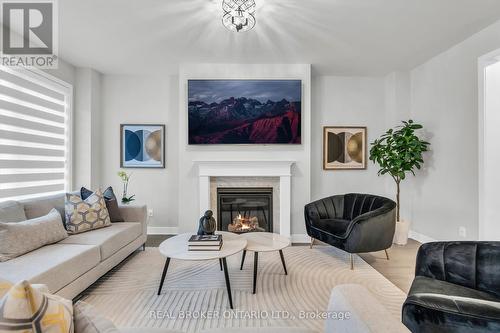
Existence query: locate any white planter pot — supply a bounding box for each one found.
[393,219,410,245]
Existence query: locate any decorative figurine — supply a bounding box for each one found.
[197,210,216,235]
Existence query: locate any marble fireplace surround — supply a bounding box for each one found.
[195,160,295,238]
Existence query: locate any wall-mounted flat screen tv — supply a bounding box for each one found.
[188,79,301,144]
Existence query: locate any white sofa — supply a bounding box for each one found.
[325,284,409,332]
[0,193,147,300]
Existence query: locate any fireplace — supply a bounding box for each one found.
[217,187,273,233]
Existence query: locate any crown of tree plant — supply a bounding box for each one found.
[369,120,430,222]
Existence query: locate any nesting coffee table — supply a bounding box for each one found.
[157,231,291,309]
[157,231,245,309]
[239,232,291,294]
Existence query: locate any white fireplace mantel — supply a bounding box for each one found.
[194,160,295,238]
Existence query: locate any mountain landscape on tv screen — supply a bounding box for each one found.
[188,80,301,144]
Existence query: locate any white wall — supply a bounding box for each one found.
[100,74,179,229]
[407,19,500,241]
[177,64,311,237]
[74,68,102,189]
[311,76,388,201]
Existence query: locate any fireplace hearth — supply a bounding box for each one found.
[217,187,273,233]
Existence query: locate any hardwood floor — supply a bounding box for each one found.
[146,235,420,294]
[359,239,420,294]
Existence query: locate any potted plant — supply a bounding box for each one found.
[117,171,135,204]
[369,120,430,245]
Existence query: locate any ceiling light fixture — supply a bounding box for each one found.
[222,0,256,32]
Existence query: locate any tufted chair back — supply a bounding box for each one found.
[305,193,393,221]
[415,242,500,298]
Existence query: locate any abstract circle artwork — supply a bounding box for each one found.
[323,126,366,170]
[121,124,165,168]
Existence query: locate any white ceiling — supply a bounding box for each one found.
[58,0,500,75]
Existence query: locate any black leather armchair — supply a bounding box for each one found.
[402,242,500,333]
[304,193,396,269]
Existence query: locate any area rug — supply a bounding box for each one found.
[80,246,406,332]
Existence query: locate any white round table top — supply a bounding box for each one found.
[240,232,291,252]
[159,232,247,261]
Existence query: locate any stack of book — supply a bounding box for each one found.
[188,234,223,251]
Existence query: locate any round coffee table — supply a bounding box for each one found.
[157,232,246,309]
[239,232,291,294]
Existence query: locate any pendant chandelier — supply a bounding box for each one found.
[222,0,256,32]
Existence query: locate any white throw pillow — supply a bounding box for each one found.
[73,301,119,333]
[0,208,67,262]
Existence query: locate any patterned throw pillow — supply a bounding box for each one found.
[65,190,111,235]
[80,187,124,223]
[0,209,68,262]
[73,301,119,333]
[0,280,73,333]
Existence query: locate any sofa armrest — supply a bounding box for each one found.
[118,204,147,236]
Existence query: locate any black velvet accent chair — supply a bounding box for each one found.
[304,193,396,269]
[402,241,500,333]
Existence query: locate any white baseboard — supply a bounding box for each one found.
[291,234,310,243]
[408,230,436,243]
[147,227,179,235]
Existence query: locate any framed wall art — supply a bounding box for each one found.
[120,124,165,168]
[188,79,302,144]
[323,126,367,170]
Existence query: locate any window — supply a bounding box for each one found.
[0,66,72,202]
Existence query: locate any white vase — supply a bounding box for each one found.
[393,219,410,245]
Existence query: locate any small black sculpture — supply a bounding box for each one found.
[197,210,216,235]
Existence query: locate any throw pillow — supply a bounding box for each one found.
[73,301,119,333]
[0,201,26,223]
[65,190,111,234]
[0,208,68,262]
[80,187,124,222]
[0,280,73,333]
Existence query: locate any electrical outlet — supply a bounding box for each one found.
[459,226,467,238]
[148,209,154,217]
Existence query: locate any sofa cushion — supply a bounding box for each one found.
[403,276,500,332]
[0,200,26,222]
[58,222,142,260]
[0,208,68,262]
[312,218,351,238]
[0,243,100,294]
[21,193,66,221]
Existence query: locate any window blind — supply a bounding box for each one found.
[0,66,72,201]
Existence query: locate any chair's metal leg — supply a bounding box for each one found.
[142,243,146,251]
[350,254,354,270]
[219,258,223,271]
[310,237,314,249]
[384,249,390,260]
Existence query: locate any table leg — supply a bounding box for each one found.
[157,257,171,295]
[253,252,258,294]
[221,258,233,309]
[240,250,246,270]
[279,249,288,275]
[219,258,223,271]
